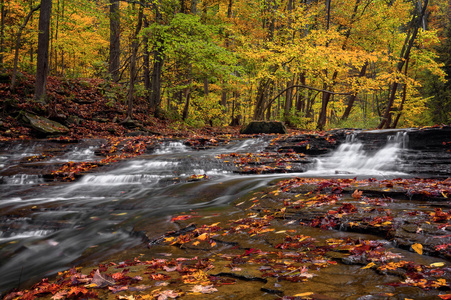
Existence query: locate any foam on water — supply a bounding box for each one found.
[307,132,409,176]
[155,141,189,154]
[2,174,44,185]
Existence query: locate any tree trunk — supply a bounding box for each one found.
[0,0,5,66]
[143,17,150,92]
[126,7,143,120]
[283,76,294,121]
[392,58,410,128]
[109,0,120,82]
[341,61,368,120]
[253,78,271,120]
[220,0,233,110]
[182,86,191,120]
[11,5,40,91]
[378,0,428,129]
[191,0,197,14]
[317,87,331,130]
[150,42,164,116]
[34,0,52,103]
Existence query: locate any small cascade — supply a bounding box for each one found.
[51,146,97,162]
[155,141,189,154]
[80,174,161,185]
[226,138,270,153]
[311,131,409,175]
[0,230,53,242]
[2,174,44,185]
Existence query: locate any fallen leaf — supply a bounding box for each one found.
[294,292,314,297]
[92,269,115,287]
[412,243,423,255]
[430,262,445,268]
[362,262,376,269]
[352,189,363,199]
[155,289,180,299]
[190,284,218,294]
[117,295,135,300]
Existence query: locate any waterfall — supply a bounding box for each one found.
[310,131,409,175]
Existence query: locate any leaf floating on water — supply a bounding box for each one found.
[117,296,135,300]
[171,214,193,222]
[112,212,127,216]
[438,294,451,300]
[412,243,423,255]
[294,292,314,297]
[190,284,218,294]
[430,262,445,268]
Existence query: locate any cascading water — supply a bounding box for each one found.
[0,134,419,293]
[308,131,410,176]
[0,138,276,293]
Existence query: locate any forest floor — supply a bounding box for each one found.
[1,74,451,299]
[0,72,268,140]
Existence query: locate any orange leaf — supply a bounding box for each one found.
[412,243,423,255]
[352,189,363,199]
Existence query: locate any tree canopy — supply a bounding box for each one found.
[1,0,449,129]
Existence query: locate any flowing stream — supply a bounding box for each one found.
[0,133,415,293]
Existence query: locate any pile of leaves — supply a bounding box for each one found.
[0,72,241,140]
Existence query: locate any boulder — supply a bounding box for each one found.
[23,113,69,136]
[240,121,287,134]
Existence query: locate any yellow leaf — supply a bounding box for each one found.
[192,241,200,246]
[294,292,314,297]
[412,243,423,255]
[198,233,209,241]
[275,230,287,234]
[430,262,445,268]
[362,262,376,269]
[164,237,175,242]
[306,144,309,150]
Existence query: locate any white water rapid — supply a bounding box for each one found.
[307,131,410,176]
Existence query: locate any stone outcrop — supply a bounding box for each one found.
[240,121,287,134]
[23,113,69,136]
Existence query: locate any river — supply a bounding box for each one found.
[0,132,433,293]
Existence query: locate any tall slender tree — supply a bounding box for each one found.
[109,0,120,82]
[377,0,429,129]
[34,0,52,103]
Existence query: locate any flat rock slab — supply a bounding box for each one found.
[23,113,69,136]
[240,121,287,134]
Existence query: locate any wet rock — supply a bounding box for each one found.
[121,119,142,129]
[22,113,69,136]
[125,130,160,137]
[240,121,287,134]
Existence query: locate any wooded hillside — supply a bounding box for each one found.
[1,0,450,131]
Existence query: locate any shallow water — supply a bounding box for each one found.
[0,134,421,293]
